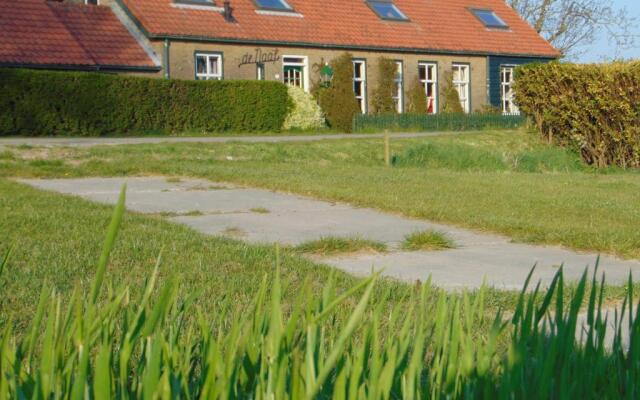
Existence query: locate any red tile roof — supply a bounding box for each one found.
[121,0,560,58]
[0,0,158,69]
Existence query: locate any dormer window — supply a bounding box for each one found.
[366,1,408,21]
[254,0,293,11]
[470,9,508,29]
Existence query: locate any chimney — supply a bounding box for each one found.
[223,0,235,22]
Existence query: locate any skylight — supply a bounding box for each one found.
[471,9,508,29]
[367,1,408,21]
[254,0,292,11]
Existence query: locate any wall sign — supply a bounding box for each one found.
[238,48,280,67]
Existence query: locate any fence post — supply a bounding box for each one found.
[384,130,390,167]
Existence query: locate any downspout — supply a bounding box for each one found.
[486,55,491,107]
[164,39,171,79]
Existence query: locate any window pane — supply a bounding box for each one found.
[353,62,362,79]
[368,1,407,20]
[209,56,219,75]
[472,9,508,28]
[196,56,207,75]
[426,83,434,97]
[255,0,290,10]
[453,67,461,82]
[283,57,305,65]
[418,65,426,81]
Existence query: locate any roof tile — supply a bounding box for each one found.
[0,0,156,69]
[123,0,558,57]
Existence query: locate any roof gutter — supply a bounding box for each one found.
[0,62,161,73]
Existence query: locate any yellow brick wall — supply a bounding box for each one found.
[148,41,489,113]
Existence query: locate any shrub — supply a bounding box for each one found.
[313,53,361,132]
[406,77,428,114]
[282,86,325,130]
[515,61,640,168]
[0,68,291,136]
[371,57,397,114]
[441,72,464,114]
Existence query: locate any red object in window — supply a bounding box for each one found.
[427,98,434,114]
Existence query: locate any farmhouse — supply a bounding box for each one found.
[0,0,559,115]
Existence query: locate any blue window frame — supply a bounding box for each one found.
[254,0,291,11]
[367,1,408,21]
[470,9,508,29]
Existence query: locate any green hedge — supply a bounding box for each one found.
[515,61,640,168]
[0,68,291,136]
[352,113,526,133]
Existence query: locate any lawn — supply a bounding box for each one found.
[2,130,640,397]
[2,129,639,259]
[1,180,638,398]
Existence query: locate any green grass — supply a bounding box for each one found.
[0,179,403,331]
[295,237,387,256]
[402,230,455,251]
[392,140,589,173]
[1,193,638,398]
[2,129,639,259]
[250,207,271,214]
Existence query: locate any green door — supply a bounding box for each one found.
[283,65,303,89]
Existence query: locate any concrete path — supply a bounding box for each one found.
[0,131,466,149]
[19,176,640,291]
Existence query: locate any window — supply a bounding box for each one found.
[283,56,307,90]
[501,66,520,115]
[195,53,222,80]
[471,9,508,29]
[257,63,265,80]
[85,0,98,4]
[353,60,367,114]
[452,64,470,113]
[254,0,292,11]
[173,0,216,7]
[367,1,408,21]
[418,62,438,114]
[393,61,403,113]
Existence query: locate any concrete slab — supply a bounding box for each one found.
[19,177,640,291]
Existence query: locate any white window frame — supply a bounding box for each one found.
[500,65,520,115]
[353,59,367,114]
[452,63,470,113]
[282,55,309,92]
[393,60,404,113]
[195,53,223,80]
[418,62,438,114]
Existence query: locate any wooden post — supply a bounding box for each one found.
[384,130,390,167]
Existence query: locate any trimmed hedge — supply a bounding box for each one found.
[515,62,640,168]
[0,68,291,136]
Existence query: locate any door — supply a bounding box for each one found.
[284,65,303,89]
